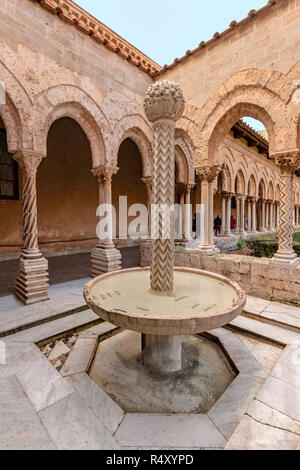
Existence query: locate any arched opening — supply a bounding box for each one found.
[0,115,21,250]
[37,117,98,281]
[112,138,147,246]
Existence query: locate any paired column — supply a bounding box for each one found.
[91,166,122,276]
[271,153,299,266]
[237,195,246,235]
[196,165,221,253]
[247,198,252,233]
[13,151,49,305]
[224,192,233,236]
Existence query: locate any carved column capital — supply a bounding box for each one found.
[91,165,119,185]
[13,150,45,177]
[195,165,222,183]
[144,80,185,124]
[273,151,300,175]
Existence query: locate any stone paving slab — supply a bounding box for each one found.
[270,342,300,388]
[0,278,90,337]
[39,392,120,450]
[208,373,264,440]
[61,337,97,376]
[0,375,56,450]
[218,332,267,378]
[65,373,125,435]
[0,342,73,412]
[229,315,299,346]
[226,399,300,450]
[5,309,98,344]
[244,296,300,330]
[115,414,227,449]
[256,375,300,422]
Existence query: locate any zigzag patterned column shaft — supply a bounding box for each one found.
[151,121,176,291]
[272,153,300,266]
[144,81,185,292]
[278,171,293,253]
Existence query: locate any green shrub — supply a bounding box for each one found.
[246,231,300,258]
[237,238,246,250]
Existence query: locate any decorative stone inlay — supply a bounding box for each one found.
[12,151,49,305]
[144,81,185,292]
[272,152,300,266]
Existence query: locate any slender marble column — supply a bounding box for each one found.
[236,196,241,233]
[196,166,221,252]
[221,194,226,235]
[247,199,252,233]
[225,193,233,236]
[240,195,246,235]
[261,199,266,232]
[13,151,49,305]
[272,153,300,266]
[251,199,257,233]
[91,166,122,277]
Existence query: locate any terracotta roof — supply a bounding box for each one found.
[157,0,284,75]
[34,0,161,76]
[232,120,269,156]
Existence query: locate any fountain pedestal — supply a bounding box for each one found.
[141,335,182,374]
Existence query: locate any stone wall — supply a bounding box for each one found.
[161,0,300,110]
[140,245,300,305]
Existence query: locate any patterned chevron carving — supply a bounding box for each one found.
[151,123,175,291]
[144,81,185,292]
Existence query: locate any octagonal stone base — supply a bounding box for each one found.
[89,330,236,414]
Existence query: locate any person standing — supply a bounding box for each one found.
[214,214,222,236]
[230,215,237,233]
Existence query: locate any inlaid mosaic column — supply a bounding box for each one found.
[141,176,152,241]
[13,151,49,305]
[272,153,300,266]
[91,165,122,276]
[144,80,185,292]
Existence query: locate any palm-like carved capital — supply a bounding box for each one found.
[144,80,185,123]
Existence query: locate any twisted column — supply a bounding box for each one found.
[144,80,185,292]
[272,153,300,266]
[91,165,122,276]
[13,151,49,304]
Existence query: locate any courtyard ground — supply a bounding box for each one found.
[0,272,299,450]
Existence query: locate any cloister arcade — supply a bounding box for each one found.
[1,28,300,304]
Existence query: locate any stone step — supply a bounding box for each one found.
[243,296,300,332]
[6,309,100,343]
[0,278,90,338]
[228,315,299,346]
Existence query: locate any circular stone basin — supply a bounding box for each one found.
[84,267,246,336]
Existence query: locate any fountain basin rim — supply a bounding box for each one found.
[84,267,246,336]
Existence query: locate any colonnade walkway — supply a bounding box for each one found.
[0,247,140,298]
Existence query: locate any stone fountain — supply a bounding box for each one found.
[84,81,246,378]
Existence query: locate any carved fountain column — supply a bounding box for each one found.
[271,152,300,266]
[13,151,49,305]
[144,80,185,293]
[91,165,122,276]
[142,80,185,371]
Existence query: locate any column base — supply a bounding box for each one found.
[15,251,49,305]
[91,245,122,277]
[196,244,220,255]
[270,251,300,267]
[141,334,182,375]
